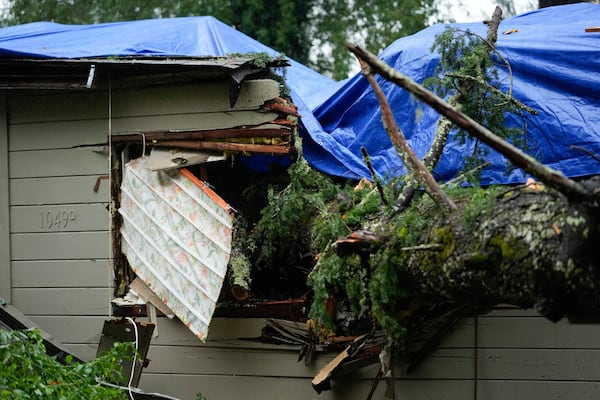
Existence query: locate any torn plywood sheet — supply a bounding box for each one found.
[119,156,233,341]
[145,147,225,171]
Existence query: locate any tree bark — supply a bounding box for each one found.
[386,181,600,322]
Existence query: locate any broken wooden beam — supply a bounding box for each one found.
[110,127,292,143]
[152,140,291,154]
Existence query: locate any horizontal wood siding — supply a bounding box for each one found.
[11,204,109,233]
[9,119,108,151]
[0,96,9,301]
[137,374,600,400]
[9,148,109,178]
[11,260,111,288]
[6,85,600,400]
[8,90,112,362]
[12,288,111,316]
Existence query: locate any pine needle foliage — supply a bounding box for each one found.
[426,27,532,171]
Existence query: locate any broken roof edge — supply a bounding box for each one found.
[0,54,291,92]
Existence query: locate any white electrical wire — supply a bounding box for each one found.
[125,317,139,400]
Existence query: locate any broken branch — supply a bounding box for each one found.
[360,146,388,206]
[347,43,594,202]
[356,58,457,211]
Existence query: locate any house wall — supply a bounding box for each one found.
[0,95,10,302]
[7,89,112,360]
[3,86,600,400]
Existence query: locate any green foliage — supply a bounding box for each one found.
[460,185,500,226]
[250,155,340,271]
[0,329,134,399]
[427,26,531,171]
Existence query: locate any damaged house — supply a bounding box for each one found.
[2,4,600,399]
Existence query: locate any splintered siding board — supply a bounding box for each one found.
[119,157,233,341]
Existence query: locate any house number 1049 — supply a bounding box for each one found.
[40,209,77,229]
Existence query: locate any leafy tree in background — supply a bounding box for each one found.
[2,0,436,79]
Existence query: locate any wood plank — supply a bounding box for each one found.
[61,343,98,362]
[8,80,280,125]
[110,110,280,134]
[10,176,109,205]
[11,231,109,260]
[401,347,600,381]
[9,148,108,178]
[11,204,109,233]
[441,315,600,349]
[111,79,280,116]
[9,119,108,151]
[140,317,298,350]
[12,259,111,287]
[140,374,600,400]
[138,373,386,400]
[144,344,330,377]
[138,374,600,400]
[8,91,107,124]
[0,95,9,301]
[475,348,600,381]
[475,379,600,400]
[29,315,106,344]
[11,287,112,316]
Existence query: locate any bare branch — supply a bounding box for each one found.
[356,58,458,211]
[347,43,594,202]
[360,146,389,205]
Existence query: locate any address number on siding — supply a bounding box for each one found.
[40,209,77,230]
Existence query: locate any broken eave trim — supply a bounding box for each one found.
[110,125,297,156]
[111,126,294,142]
[0,56,289,91]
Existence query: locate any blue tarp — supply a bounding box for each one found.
[306,3,600,184]
[0,15,335,111]
[0,4,598,185]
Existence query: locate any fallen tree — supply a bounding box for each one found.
[237,8,600,390]
[299,7,600,375]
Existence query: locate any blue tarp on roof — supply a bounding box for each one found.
[0,5,598,185]
[0,15,335,111]
[306,3,600,184]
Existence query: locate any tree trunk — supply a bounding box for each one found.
[394,181,600,322]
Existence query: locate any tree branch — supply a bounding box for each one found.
[347,43,594,203]
[361,146,388,206]
[356,58,458,211]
